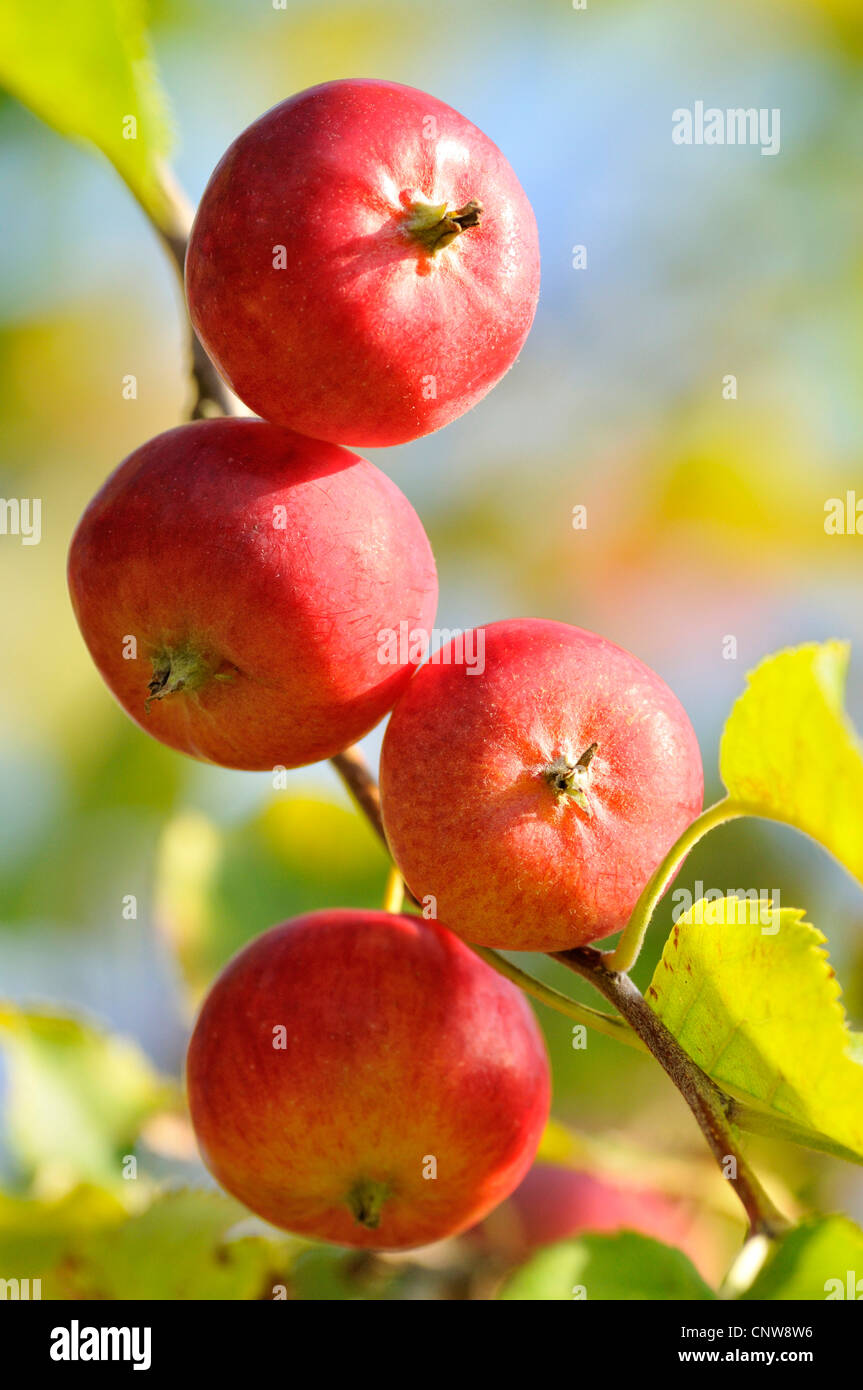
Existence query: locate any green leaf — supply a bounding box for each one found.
[62,1191,297,1300]
[290,1246,401,1301]
[647,899,863,1161]
[720,642,863,883]
[0,1184,126,1289]
[0,1005,176,1190]
[155,796,390,999]
[499,1231,715,1301]
[742,1216,863,1300]
[0,1187,299,1300]
[0,0,174,225]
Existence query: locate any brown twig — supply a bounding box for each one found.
[331,745,388,846]
[143,171,237,420]
[553,946,791,1238]
[330,746,420,911]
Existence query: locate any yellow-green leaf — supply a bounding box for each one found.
[0,0,174,225]
[0,1186,299,1300]
[720,642,863,883]
[742,1216,863,1300]
[499,1232,715,1301]
[0,1005,177,1191]
[647,899,863,1161]
[60,1190,297,1301]
[155,795,390,1000]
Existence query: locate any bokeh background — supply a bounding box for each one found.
[1,0,863,1298]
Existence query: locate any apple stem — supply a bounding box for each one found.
[606,795,812,975]
[470,944,645,1051]
[332,745,388,842]
[553,945,792,1241]
[603,798,748,973]
[403,198,483,254]
[146,167,239,420]
[333,747,421,911]
[347,1178,390,1230]
[382,865,405,915]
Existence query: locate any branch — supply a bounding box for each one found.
[470,946,647,1052]
[554,946,791,1238]
[331,745,387,846]
[144,169,237,420]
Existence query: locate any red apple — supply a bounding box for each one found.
[476,1163,714,1277]
[68,418,437,770]
[379,618,703,951]
[185,79,540,447]
[186,910,551,1249]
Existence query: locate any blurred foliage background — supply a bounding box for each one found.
[1,0,863,1298]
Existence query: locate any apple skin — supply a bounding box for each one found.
[67,418,437,770]
[379,619,704,952]
[186,910,551,1250]
[185,79,540,447]
[477,1162,711,1273]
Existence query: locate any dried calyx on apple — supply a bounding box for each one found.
[401,197,484,254]
[544,742,599,812]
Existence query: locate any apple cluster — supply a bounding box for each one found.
[68,80,704,1250]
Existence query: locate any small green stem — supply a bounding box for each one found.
[603,798,748,974]
[382,865,405,915]
[470,947,645,1051]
